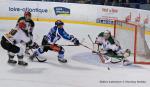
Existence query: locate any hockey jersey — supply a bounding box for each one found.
[4,28,30,45]
[16,17,35,37]
[46,26,73,44]
[17,17,34,28]
[98,32,115,44]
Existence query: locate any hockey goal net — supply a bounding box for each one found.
[114,20,150,64]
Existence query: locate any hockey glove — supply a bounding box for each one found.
[29,42,39,49]
[26,40,33,47]
[72,38,80,46]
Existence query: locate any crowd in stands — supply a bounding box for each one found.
[24,0,150,10]
[39,0,149,4]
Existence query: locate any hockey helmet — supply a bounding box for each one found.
[104,30,111,39]
[24,11,31,17]
[55,20,64,26]
[104,30,111,34]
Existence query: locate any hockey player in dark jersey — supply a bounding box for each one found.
[16,11,36,56]
[30,20,80,63]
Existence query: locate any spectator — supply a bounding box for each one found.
[112,0,119,6]
[147,0,150,4]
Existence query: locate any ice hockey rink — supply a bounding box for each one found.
[0,20,150,87]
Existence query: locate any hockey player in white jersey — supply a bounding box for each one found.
[1,20,38,66]
[95,30,131,65]
[16,11,36,56]
[30,20,80,63]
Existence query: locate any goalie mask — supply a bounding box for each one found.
[104,30,111,39]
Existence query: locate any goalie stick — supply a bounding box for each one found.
[88,34,94,44]
[80,43,111,70]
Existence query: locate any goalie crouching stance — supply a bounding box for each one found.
[94,30,131,66]
[30,20,80,63]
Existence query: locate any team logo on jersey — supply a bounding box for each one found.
[54,7,70,16]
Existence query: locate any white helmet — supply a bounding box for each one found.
[104,30,111,34]
[104,30,111,39]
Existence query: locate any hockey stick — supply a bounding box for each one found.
[40,38,86,47]
[40,44,78,47]
[88,34,96,52]
[88,34,100,52]
[30,49,47,62]
[88,34,94,44]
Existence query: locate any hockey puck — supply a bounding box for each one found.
[107,67,110,70]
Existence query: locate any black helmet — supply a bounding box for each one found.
[55,20,64,26]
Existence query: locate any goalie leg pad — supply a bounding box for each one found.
[123,59,132,66]
[123,49,131,58]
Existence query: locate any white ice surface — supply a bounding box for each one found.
[0,20,150,87]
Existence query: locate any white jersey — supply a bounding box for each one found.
[96,36,110,45]
[96,36,121,53]
[4,28,30,45]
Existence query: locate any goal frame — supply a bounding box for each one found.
[114,20,150,64]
